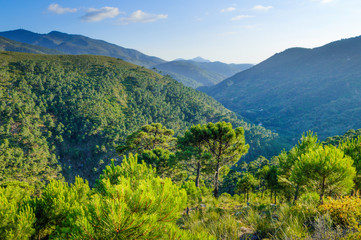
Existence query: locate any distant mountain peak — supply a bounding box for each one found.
[190,56,211,62]
[0,29,166,68]
[48,30,68,36]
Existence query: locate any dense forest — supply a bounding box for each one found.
[0,51,281,186]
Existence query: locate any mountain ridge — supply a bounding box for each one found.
[0,29,166,68]
[0,36,63,54]
[201,34,361,141]
[0,29,253,88]
[155,60,253,88]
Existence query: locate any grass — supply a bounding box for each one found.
[179,190,361,239]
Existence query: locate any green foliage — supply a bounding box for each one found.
[81,154,191,239]
[138,147,178,177]
[77,178,187,239]
[97,154,157,188]
[181,181,202,208]
[32,177,90,238]
[279,131,320,177]
[0,182,35,240]
[338,136,361,189]
[246,155,269,175]
[203,121,249,197]
[219,169,242,195]
[177,124,212,187]
[323,128,361,146]
[292,145,356,202]
[117,123,176,154]
[0,154,214,239]
[0,52,276,185]
[278,131,320,201]
[0,68,62,188]
[236,173,259,202]
[204,122,249,166]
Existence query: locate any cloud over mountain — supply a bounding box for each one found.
[48,4,77,14]
[81,7,120,22]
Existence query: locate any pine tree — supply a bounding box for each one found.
[203,122,249,197]
[177,124,212,187]
[278,131,320,202]
[116,123,176,154]
[291,145,356,203]
[236,173,258,203]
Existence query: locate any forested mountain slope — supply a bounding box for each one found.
[323,128,361,145]
[0,36,62,54]
[201,35,361,141]
[0,29,253,89]
[0,29,165,68]
[154,60,253,88]
[0,51,281,185]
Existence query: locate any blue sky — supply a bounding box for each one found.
[1,0,361,63]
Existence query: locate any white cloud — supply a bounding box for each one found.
[221,7,236,13]
[48,3,77,14]
[252,5,273,11]
[81,7,120,22]
[321,0,334,3]
[231,15,252,21]
[120,10,168,24]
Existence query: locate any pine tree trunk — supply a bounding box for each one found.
[320,176,326,204]
[195,161,201,187]
[293,184,299,204]
[213,161,220,198]
[274,191,277,205]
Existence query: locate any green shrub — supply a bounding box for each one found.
[0,182,36,240]
[319,196,361,228]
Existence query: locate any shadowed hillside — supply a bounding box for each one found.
[0,36,63,54]
[0,29,165,68]
[201,35,361,142]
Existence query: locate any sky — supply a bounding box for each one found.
[1,0,361,64]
